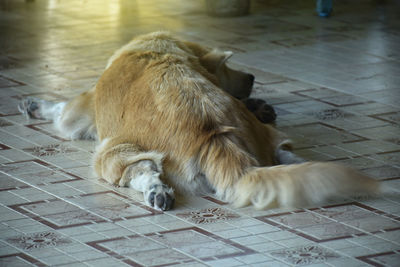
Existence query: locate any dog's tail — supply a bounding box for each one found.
[228,162,380,209]
[199,135,380,209]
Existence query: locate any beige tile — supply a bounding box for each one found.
[70,232,107,243]
[232,235,269,246]
[275,237,313,248]
[0,191,28,205]
[336,246,375,257]
[41,254,78,266]
[0,244,20,256]
[68,250,107,261]
[84,257,131,267]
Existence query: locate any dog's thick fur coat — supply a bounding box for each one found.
[19,32,380,210]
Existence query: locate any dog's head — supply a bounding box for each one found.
[200,50,254,99]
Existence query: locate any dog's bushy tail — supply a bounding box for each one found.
[228,162,380,209]
[199,134,380,209]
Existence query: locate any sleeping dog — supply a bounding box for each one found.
[19,32,379,211]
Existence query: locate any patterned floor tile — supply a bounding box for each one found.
[176,207,240,224]
[6,231,72,251]
[270,245,340,266]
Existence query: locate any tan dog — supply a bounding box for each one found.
[19,32,380,211]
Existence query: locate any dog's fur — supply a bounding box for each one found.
[19,32,380,211]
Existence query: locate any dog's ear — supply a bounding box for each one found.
[200,50,233,73]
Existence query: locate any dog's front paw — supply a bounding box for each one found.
[145,184,175,211]
[257,103,277,123]
[18,97,42,119]
[242,98,277,124]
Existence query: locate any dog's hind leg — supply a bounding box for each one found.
[94,138,175,211]
[18,90,97,140]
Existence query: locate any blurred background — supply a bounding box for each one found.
[1,0,399,97]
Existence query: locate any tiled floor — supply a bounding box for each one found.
[1,0,400,266]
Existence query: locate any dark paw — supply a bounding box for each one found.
[18,97,41,119]
[146,184,175,211]
[242,98,277,123]
[257,102,277,123]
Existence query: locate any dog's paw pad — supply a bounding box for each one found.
[18,97,42,119]
[146,184,174,211]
